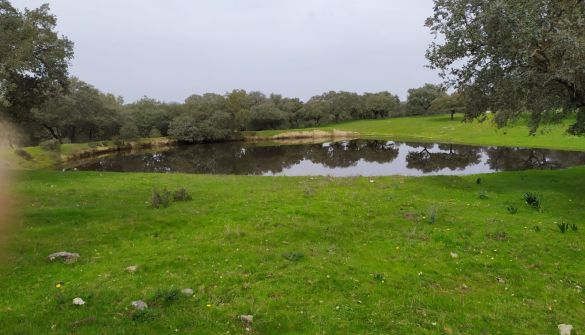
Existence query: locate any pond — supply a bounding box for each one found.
[72,140,585,176]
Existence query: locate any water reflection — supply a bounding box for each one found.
[73,140,585,176]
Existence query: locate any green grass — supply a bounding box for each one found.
[2,168,584,334]
[250,114,585,151]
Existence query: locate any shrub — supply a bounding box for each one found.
[173,188,192,202]
[39,139,61,152]
[151,188,171,209]
[523,192,541,209]
[14,148,33,160]
[506,205,518,214]
[283,252,304,262]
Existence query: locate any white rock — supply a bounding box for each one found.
[181,288,194,296]
[72,297,85,305]
[239,315,253,323]
[450,252,459,258]
[558,324,573,335]
[125,265,138,273]
[131,300,148,310]
[47,251,80,264]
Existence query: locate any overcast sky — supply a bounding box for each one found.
[12,0,440,103]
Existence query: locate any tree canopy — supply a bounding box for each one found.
[0,1,73,122]
[426,0,585,134]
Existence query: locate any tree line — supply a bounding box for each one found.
[21,78,464,145]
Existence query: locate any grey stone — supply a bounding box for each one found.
[558,324,573,335]
[47,252,80,264]
[239,315,253,323]
[72,297,85,306]
[181,288,194,296]
[131,300,148,310]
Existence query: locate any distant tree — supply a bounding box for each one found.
[125,97,171,136]
[0,1,74,122]
[429,93,465,120]
[248,103,289,130]
[119,122,140,141]
[426,0,585,134]
[364,92,400,119]
[295,100,332,127]
[406,84,446,116]
[168,111,234,143]
[149,127,161,138]
[32,78,122,143]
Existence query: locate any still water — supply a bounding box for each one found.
[72,140,585,176]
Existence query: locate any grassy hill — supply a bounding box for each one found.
[251,114,585,151]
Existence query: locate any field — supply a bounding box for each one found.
[252,114,585,151]
[1,114,584,334]
[1,168,584,334]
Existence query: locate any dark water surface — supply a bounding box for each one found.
[72,140,585,176]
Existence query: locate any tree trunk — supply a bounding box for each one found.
[43,125,61,143]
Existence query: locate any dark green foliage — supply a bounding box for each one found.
[533,225,541,232]
[149,128,162,138]
[405,84,446,116]
[558,222,569,233]
[476,178,481,185]
[523,193,541,209]
[478,191,489,199]
[283,252,304,262]
[373,273,385,282]
[151,189,171,209]
[570,224,578,232]
[506,205,518,214]
[119,122,140,141]
[426,0,585,134]
[14,148,32,160]
[173,188,192,202]
[39,139,61,152]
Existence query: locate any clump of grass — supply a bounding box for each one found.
[224,225,245,239]
[558,222,569,233]
[506,205,518,214]
[303,186,316,197]
[476,178,482,185]
[151,188,171,209]
[132,309,156,322]
[533,225,541,232]
[373,273,385,282]
[150,287,181,307]
[570,224,578,232]
[478,191,489,199]
[486,231,508,241]
[426,206,438,224]
[524,192,541,209]
[173,188,192,202]
[283,252,304,262]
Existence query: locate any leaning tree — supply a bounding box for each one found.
[426,0,585,134]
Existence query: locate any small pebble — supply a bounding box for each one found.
[131,300,148,310]
[181,288,194,296]
[72,297,85,306]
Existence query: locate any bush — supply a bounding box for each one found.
[39,139,61,152]
[173,188,192,202]
[151,188,171,209]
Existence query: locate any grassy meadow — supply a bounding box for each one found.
[1,168,584,334]
[252,114,585,151]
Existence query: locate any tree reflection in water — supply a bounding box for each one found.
[75,140,585,176]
